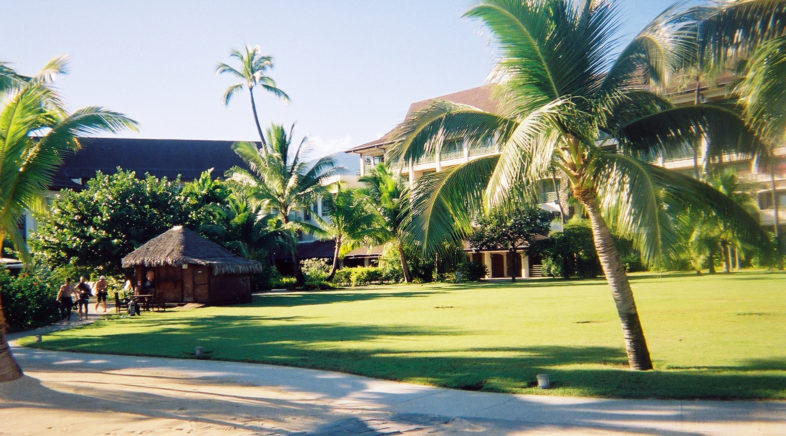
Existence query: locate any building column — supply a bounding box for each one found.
[359,156,365,176]
[483,252,491,278]
[522,253,529,278]
[408,159,415,185]
[463,139,470,163]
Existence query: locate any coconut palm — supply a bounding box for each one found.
[735,35,786,265]
[217,45,290,148]
[315,187,381,281]
[359,164,413,283]
[226,124,335,287]
[388,0,766,370]
[0,58,137,382]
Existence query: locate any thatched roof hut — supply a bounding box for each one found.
[122,226,262,305]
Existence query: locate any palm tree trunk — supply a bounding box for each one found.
[328,237,341,281]
[582,198,653,371]
[249,90,267,149]
[771,166,783,270]
[0,233,23,382]
[398,242,412,283]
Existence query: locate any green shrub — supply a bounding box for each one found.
[0,269,60,332]
[301,258,331,282]
[271,276,297,290]
[537,219,602,279]
[349,266,383,286]
[331,268,352,285]
[456,261,487,282]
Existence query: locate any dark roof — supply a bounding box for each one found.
[348,85,500,153]
[344,244,385,259]
[121,226,262,275]
[51,137,247,189]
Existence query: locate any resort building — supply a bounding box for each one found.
[347,82,786,278]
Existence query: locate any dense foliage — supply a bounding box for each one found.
[32,170,192,276]
[537,219,602,279]
[0,270,59,332]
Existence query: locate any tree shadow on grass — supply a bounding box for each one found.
[250,290,440,308]
[27,314,786,400]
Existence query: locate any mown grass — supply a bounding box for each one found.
[21,271,786,399]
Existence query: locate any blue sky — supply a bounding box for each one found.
[2,0,674,159]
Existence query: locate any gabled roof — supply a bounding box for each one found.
[51,137,247,189]
[347,85,500,154]
[121,226,262,275]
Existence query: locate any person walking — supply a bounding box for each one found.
[56,278,74,322]
[76,276,91,321]
[94,276,109,313]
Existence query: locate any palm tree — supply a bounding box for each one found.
[315,187,380,280]
[226,124,335,287]
[388,0,766,370]
[735,35,786,266]
[359,163,413,283]
[0,58,137,382]
[217,45,290,148]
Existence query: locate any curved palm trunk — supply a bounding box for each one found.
[0,303,22,381]
[248,90,267,149]
[582,198,653,371]
[327,237,341,281]
[397,241,412,283]
[0,235,23,382]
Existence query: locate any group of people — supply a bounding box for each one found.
[56,276,109,322]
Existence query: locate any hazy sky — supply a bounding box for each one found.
[2,0,674,159]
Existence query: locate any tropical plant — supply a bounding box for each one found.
[315,187,380,280]
[388,0,767,370]
[0,58,136,382]
[359,163,413,282]
[735,35,786,266]
[217,45,289,148]
[226,124,335,287]
[32,169,190,276]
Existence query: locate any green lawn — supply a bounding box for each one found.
[21,271,786,399]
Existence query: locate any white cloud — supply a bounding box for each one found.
[305,135,354,159]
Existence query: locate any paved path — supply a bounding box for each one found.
[2,327,785,435]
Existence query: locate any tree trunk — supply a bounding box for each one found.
[723,242,731,273]
[708,245,717,274]
[249,89,267,149]
[398,242,412,283]
[327,237,341,281]
[771,166,783,270]
[0,290,23,382]
[582,198,653,371]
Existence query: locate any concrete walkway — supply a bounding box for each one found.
[2,327,785,435]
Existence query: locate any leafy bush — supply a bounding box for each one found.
[537,219,602,279]
[271,276,297,290]
[456,261,487,282]
[350,267,383,286]
[331,268,352,285]
[0,269,60,332]
[378,242,434,282]
[301,258,331,282]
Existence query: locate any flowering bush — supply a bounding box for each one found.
[0,269,59,332]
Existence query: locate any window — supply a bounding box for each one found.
[373,156,384,165]
[304,208,311,221]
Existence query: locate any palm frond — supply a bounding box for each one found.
[735,35,786,145]
[409,156,498,256]
[387,100,513,166]
[617,103,767,161]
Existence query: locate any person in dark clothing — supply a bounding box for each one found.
[76,276,91,321]
[57,278,74,321]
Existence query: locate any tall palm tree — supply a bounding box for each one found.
[359,164,413,283]
[315,187,380,280]
[0,58,137,382]
[735,35,786,266]
[388,0,766,370]
[226,124,335,287]
[217,45,290,148]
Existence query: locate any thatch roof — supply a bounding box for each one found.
[121,226,263,275]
